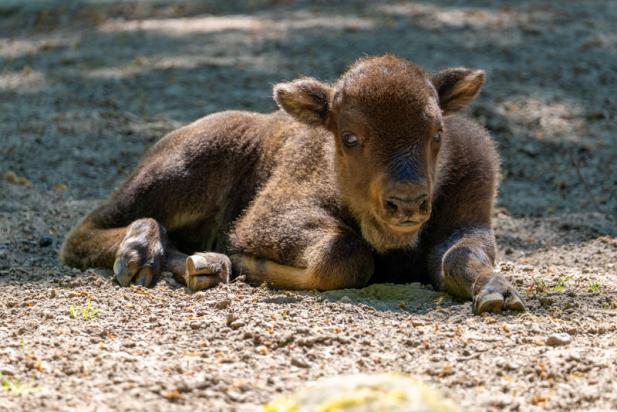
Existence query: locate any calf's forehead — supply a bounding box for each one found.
[338,91,442,137]
[333,56,443,138]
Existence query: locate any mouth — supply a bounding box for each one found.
[386,219,423,233]
[369,208,426,233]
[358,210,424,252]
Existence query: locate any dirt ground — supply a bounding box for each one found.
[1,1,616,411]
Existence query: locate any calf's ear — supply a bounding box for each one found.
[431,68,485,114]
[273,78,334,127]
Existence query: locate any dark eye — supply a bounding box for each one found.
[433,129,443,143]
[342,132,359,147]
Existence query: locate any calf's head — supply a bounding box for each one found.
[274,55,484,252]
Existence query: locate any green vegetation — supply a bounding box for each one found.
[69,300,98,320]
[551,275,574,292]
[528,277,549,294]
[1,376,40,395]
[588,281,601,293]
[20,337,28,353]
[528,275,575,295]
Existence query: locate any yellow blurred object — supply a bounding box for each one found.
[264,373,463,412]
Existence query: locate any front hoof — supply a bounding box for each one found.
[185,252,232,291]
[473,274,525,315]
[113,218,166,287]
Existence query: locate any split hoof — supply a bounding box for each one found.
[473,274,526,315]
[475,292,504,314]
[185,252,231,291]
[113,218,166,287]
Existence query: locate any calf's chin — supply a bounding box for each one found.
[358,211,421,253]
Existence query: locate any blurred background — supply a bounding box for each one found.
[1,1,615,219]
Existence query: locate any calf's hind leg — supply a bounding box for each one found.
[63,216,232,290]
[63,211,234,291]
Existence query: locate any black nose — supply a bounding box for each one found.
[384,192,430,220]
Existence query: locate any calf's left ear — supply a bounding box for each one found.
[273,78,334,127]
[431,68,485,114]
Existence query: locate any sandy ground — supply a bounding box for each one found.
[1,1,616,411]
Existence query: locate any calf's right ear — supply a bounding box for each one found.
[273,78,334,127]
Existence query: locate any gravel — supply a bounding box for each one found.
[546,333,572,347]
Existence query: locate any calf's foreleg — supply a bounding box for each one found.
[430,227,525,314]
[231,232,374,291]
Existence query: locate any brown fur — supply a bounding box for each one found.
[61,54,524,313]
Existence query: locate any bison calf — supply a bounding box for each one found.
[61,55,524,314]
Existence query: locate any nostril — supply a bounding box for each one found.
[385,199,398,213]
[385,192,429,216]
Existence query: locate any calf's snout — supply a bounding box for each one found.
[382,183,431,225]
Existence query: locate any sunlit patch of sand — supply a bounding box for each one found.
[378,2,551,30]
[0,35,79,58]
[99,13,374,36]
[496,96,585,143]
[84,54,276,79]
[100,15,265,34]
[0,69,48,92]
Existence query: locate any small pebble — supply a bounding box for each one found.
[226,313,239,326]
[214,298,231,309]
[266,295,300,304]
[256,345,268,355]
[229,320,245,330]
[0,367,16,376]
[546,332,571,346]
[290,356,310,368]
[39,236,53,247]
